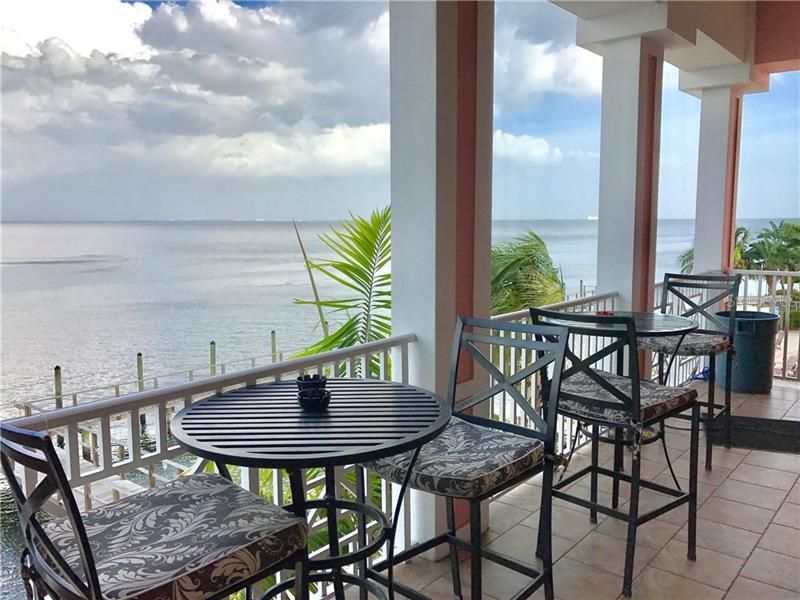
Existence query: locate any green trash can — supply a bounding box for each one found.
[715,310,780,394]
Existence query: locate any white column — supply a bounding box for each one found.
[390,0,493,549]
[596,36,663,310]
[692,87,741,273]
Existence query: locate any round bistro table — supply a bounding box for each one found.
[548,311,698,383]
[171,378,450,600]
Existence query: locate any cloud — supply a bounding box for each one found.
[494,23,602,112]
[135,123,390,178]
[0,0,152,58]
[493,130,563,164]
[1,0,391,195]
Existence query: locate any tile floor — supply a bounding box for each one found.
[386,381,800,599]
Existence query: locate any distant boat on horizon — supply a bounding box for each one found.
[587,215,599,221]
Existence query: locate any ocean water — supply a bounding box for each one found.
[1,218,782,415]
[0,217,781,595]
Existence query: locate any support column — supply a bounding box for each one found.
[692,87,742,273]
[596,36,663,310]
[390,0,493,549]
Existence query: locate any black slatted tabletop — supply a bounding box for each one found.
[552,311,698,337]
[171,378,450,469]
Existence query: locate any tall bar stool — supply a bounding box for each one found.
[531,308,701,598]
[1,423,309,600]
[641,273,741,470]
[363,316,569,600]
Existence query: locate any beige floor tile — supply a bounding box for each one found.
[486,523,575,564]
[786,481,800,505]
[740,548,800,592]
[391,556,452,591]
[650,539,744,590]
[675,518,760,559]
[606,456,669,479]
[555,482,614,510]
[744,451,800,474]
[773,502,800,529]
[564,531,658,578]
[421,572,502,600]
[725,576,799,600]
[729,463,799,491]
[551,557,623,600]
[758,523,800,559]
[733,403,788,419]
[629,567,724,600]
[496,482,543,512]
[736,397,797,411]
[596,515,680,551]
[442,556,535,599]
[651,472,717,503]
[671,458,732,486]
[568,469,632,498]
[698,496,775,533]
[489,499,532,534]
[634,488,692,527]
[713,479,787,510]
[522,505,599,542]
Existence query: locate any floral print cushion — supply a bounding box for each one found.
[639,332,731,356]
[43,473,307,600]
[364,416,544,499]
[560,371,698,425]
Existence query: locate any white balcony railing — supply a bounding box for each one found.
[4,291,619,597]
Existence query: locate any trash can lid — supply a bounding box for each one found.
[716,310,781,321]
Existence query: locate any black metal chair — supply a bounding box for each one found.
[0,422,309,600]
[363,316,568,600]
[642,273,742,470]
[530,308,700,598]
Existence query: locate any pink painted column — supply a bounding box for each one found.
[390,0,493,550]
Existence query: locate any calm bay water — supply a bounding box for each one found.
[0,217,779,595]
[1,218,781,415]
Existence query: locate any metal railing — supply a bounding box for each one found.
[732,269,800,380]
[4,291,620,597]
[6,334,415,596]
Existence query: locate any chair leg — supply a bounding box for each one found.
[446,496,463,600]
[688,402,700,561]
[725,350,733,449]
[470,500,482,600]
[622,444,641,598]
[294,553,310,600]
[612,427,623,509]
[355,467,368,600]
[705,359,715,471]
[541,459,556,600]
[590,424,599,523]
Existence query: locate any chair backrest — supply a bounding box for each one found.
[447,316,568,453]
[0,423,102,600]
[530,308,643,423]
[658,273,742,337]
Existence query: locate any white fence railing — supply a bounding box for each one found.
[732,269,800,380]
[491,292,618,455]
[6,334,415,597]
[4,290,621,598]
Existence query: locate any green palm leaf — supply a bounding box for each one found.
[293,207,392,376]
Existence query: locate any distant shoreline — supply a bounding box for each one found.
[3,217,797,225]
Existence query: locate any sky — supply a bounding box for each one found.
[1,0,798,222]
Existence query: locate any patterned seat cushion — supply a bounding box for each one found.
[42,473,307,600]
[560,371,697,425]
[364,416,543,499]
[639,332,731,356]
